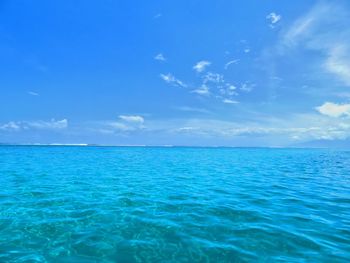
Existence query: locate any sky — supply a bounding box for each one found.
[1,0,350,147]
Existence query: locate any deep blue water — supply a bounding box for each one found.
[0,146,349,262]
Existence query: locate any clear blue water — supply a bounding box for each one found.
[0,146,349,262]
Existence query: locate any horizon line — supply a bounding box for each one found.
[0,143,343,149]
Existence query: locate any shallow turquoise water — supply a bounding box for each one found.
[0,146,349,262]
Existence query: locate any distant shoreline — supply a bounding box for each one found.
[0,143,336,149]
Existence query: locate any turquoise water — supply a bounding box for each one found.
[0,146,349,262]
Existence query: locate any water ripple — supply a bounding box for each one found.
[0,146,349,262]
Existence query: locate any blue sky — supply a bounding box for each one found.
[1,0,350,146]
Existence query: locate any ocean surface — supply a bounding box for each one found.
[0,146,349,262]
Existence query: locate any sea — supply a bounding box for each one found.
[0,146,349,262]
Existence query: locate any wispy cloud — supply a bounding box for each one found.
[160,73,187,88]
[224,59,239,70]
[160,70,234,102]
[175,126,198,132]
[192,85,210,96]
[108,122,135,132]
[166,113,350,143]
[119,115,144,123]
[27,119,68,130]
[324,44,350,86]
[98,115,146,133]
[28,91,39,96]
[240,82,254,92]
[316,102,350,117]
[160,56,250,105]
[154,53,166,62]
[222,98,238,104]
[197,72,241,103]
[0,119,68,131]
[86,112,350,144]
[281,2,350,86]
[283,13,315,47]
[0,121,21,131]
[202,72,224,84]
[175,106,211,114]
[226,84,237,94]
[193,60,211,73]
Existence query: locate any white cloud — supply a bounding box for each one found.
[193,60,211,73]
[153,13,162,19]
[28,91,39,96]
[192,85,210,96]
[160,73,187,88]
[0,121,21,131]
[119,115,144,123]
[154,53,166,61]
[244,48,250,53]
[266,12,281,27]
[316,102,350,117]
